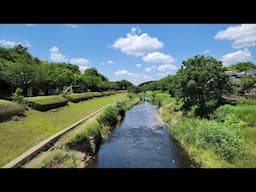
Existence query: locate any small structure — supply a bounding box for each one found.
[63,85,73,94]
[246,68,256,77]
[225,71,245,84]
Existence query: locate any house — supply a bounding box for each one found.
[246,68,256,77]
[225,71,245,84]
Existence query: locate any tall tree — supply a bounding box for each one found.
[176,55,231,117]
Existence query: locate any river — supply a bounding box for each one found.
[96,101,192,168]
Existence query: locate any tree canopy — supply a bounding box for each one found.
[227,62,256,72]
[174,55,231,117]
[0,45,133,97]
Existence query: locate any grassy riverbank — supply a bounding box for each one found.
[0,93,127,167]
[147,91,256,168]
[23,93,141,168]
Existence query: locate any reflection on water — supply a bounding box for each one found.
[96,101,191,168]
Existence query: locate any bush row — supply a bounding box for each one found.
[63,91,120,103]
[70,93,140,144]
[24,95,68,111]
[0,99,25,121]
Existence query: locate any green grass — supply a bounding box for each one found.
[24,95,68,111]
[36,151,76,168]
[212,104,256,127]
[0,93,126,167]
[0,99,25,121]
[152,91,254,168]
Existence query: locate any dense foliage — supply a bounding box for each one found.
[0,45,133,97]
[227,62,256,72]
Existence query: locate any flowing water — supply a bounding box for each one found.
[96,101,192,168]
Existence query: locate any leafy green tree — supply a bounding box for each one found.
[227,61,256,72]
[240,74,256,93]
[176,55,231,117]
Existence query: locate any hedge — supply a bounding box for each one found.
[64,93,94,103]
[0,99,25,121]
[24,95,68,111]
[64,91,119,103]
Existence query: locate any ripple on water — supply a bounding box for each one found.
[96,102,191,168]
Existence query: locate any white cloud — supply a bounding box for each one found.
[78,65,89,72]
[145,65,157,72]
[136,63,142,68]
[25,24,36,27]
[142,52,175,64]
[69,58,89,65]
[66,24,78,28]
[131,26,141,35]
[49,46,68,62]
[156,72,173,77]
[101,60,115,65]
[114,70,129,75]
[24,40,31,47]
[221,49,252,66]
[157,64,177,72]
[107,60,114,64]
[114,69,153,85]
[203,49,210,55]
[49,46,90,72]
[0,39,31,48]
[0,40,18,47]
[215,24,256,48]
[112,29,164,56]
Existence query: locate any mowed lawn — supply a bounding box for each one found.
[0,93,126,167]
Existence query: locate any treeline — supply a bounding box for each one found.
[0,45,133,98]
[139,55,233,117]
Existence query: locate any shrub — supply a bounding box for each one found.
[211,104,256,127]
[71,122,101,143]
[39,152,76,168]
[24,95,68,111]
[63,92,94,103]
[0,99,25,121]
[10,88,24,104]
[97,105,119,127]
[171,118,245,162]
[91,92,104,97]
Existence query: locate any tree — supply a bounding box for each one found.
[240,74,256,93]
[227,61,256,72]
[176,55,231,117]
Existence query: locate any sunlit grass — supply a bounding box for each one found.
[0,93,126,167]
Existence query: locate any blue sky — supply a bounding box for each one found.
[0,24,256,85]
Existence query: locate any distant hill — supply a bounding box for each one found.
[227,62,256,72]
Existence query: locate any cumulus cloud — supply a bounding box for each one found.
[114,70,130,75]
[0,39,31,48]
[114,69,152,85]
[112,28,163,56]
[131,26,141,35]
[136,64,142,67]
[102,60,114,65]
[215,24,256,48]
[49,46,89,72]
[69,58,89,65]
[203,49,210,55]
[49,46,68,62]
[142,52,175,64]
[157,64,177,72]
[145,65,157,72]
[221,49,252,66]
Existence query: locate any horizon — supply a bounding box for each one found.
[1,24,255,85]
